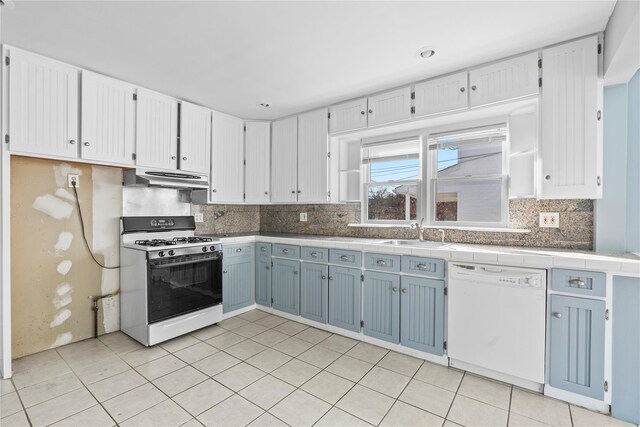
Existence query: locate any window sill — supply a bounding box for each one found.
[348,223,530,233]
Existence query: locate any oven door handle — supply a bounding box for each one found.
[149,257,219,269]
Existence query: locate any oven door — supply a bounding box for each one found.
[147,252,223,324]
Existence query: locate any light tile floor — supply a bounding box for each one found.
[1,309,636,427]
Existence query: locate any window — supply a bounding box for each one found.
[428,124,508,226]
[362,139,421,223]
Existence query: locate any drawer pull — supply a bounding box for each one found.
[340,255,349,261]
[391,287,398,293]
[310,251,318,258]
[553,312,562,319]
[283,249,289,254]
[417,263,428,271]
[376,259,386,266]
[260,247,267,252]
[568,279,586,287]
[235,248,242,253]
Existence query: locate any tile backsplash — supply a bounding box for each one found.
[194,199,593,250]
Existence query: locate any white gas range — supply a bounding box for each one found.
[120,216,223,346]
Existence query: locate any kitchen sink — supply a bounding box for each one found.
[375,239,452,249]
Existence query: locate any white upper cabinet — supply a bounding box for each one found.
[210,111,244,203]
[298,108,329,202]
[414,71,468,117]
[271,116,298,203]
[81,71,135,165]
[469,52,539,108]
[180,101,211,174]
[367,86,413,127]
[135,88,179,170]
[329,97,367,134]
[540,36,602,199]
[6,48,79,158]
[244,121,271,204]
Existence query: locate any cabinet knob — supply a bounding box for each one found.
[264,191,268,195]
[182,157,187,161]
[266,266,270,270]
[360,111,365,115]
[83,142,90,146]
[212,189,217,192]
[223,270,227,274]
[236,248,242,253]
[401,288,408,294]
[260,247,267,252]
[471,85,477,91]
[392,287,398,293]
[460,87,466,93]
[171,156,177,160]
[553,312,562,319]
[328,276,334,280]
[69,140,76,145]
[293,270,298,275]
[291,190,295,194]
[368,109,373,114]
[544,175,551,181]
[321,275,327,280]
[297,190,301,193]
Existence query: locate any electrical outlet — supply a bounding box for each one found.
[300,212,308,222]
[67,174,79,188]
[539,212,559,228]
[194,213,204,223]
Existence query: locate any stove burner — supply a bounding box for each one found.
[135,239,178,247]
[172,237,214,244]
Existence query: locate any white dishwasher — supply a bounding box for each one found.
[447,263,546,391]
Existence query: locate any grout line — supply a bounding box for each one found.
[506,384,514,426]
[8,377,33,427]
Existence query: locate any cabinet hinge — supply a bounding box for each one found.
[538,77,542,88]
[243,193,246,200]
[360,274,364,282]
[132,153,137,161]
[605,309,610,320]
[243,159,246,166]
[538,58,542,69]
[4,134,9,144]
[604,380,608,392]
[443,341,447,350]
[271,261,273,267]
[243,125,246,131]
[598,43,602,55]
[410,106,415,114]
[271,297,274,304]
[132,93,137,101]
[444,287,448,296]
[4,56,9,66]
[328,112,331,119]
[410,91,415,100]
[327,191,331,198]
[327,152,331,158]
[360,320,364,327]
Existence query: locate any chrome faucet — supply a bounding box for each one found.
[410,218,426,241]
[437,228,446,243]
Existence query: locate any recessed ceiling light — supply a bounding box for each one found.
[417,47,436,59]
[257,102,270,108]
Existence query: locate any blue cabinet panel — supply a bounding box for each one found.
[328,266,361,332]
[548,294,605,400]
[301,246,329,262]
[551,269,606,298]
[329,249,362,267]
[300,262,329,323]
[400,276,445,355]
[223,244,255,313]
[363,271,400,343]
[273,244,300,259]
[401,256,445,279]
[255,243,272,307]
[364,253,401,273]
[612,276,640,424]
[272,258,300,315]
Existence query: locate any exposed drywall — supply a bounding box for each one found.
[11,157,122,358]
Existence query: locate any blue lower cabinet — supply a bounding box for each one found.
[272,258,300,315]
[363,271,400,343]
[300,262,329,323]
[223,245,255,313]
[328,266,361,332]
[400,276,445,355]
[255,243,272,307]
[548,294,605,400]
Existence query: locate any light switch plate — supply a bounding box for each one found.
[539,212,559,228]
[300,212,307,222]
[194,213,204,223]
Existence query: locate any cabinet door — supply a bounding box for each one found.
[223,254,255,314]
[210,111,244,202]
[328,266,361,332]
[469,52,539,107]
[400,276,445,355]
[7,49,79,157]
[272,258,300,315]
[414,72,468,117]
[245,121,271,204]
[548,295,605,400]
[298,108,329,202]
[367,86,412,127]
[363,271,400,344]
[300,262,329,324]
[540,36,602,199]
[81,72,135,165]
[180,101,211,174]
[135,88,178,170]
[255,243,272,307]
[270,116,298,202]
[329,98,367,134]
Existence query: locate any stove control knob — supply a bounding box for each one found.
[158,251,165,257]
[210,246,215,252]
[202,247,208,252]
[168,250,175,256]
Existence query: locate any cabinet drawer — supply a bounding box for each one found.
[401,256,445,279]
[301,246,329,262]
[364,253,401,273]
[272,244,300,259]
[224,243,253,259]
[550,269,606,297]
[256,242,271,257]
[329,249,362,267]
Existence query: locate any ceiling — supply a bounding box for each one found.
[1,1,616,120]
